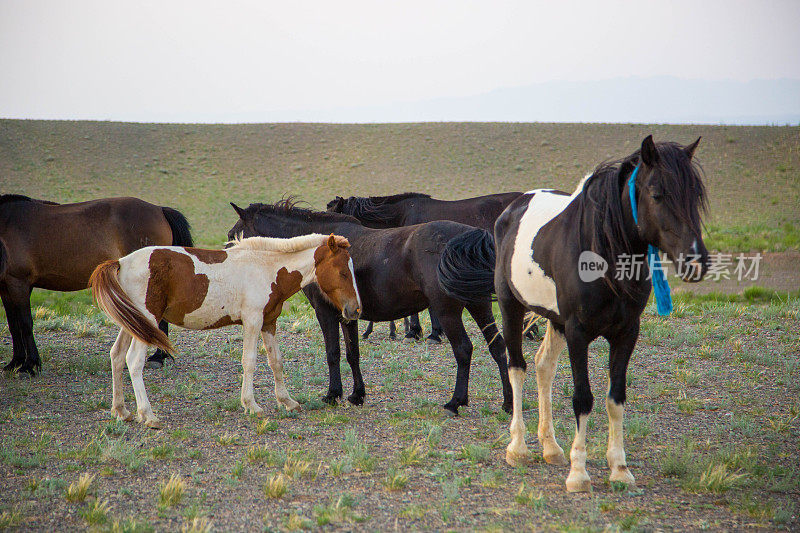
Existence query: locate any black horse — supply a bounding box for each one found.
[0,195,193,374]
[227,199,511,415]
[438,136,708,492]
[327,192,522,342]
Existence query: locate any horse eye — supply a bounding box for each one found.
[652,193,664,202]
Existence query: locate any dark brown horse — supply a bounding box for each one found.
[327,192,522,342]
[0,195,193,374]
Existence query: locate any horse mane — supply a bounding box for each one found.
[579,141,707,294]
[242,197,363,225]
[227,233,349,253]
[0,194,60,206]
[329,192,430,223]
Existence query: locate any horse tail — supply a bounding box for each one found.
[161,206,194,247]
[89,260,174,354]
[437,228,496,304]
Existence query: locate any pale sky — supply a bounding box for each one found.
[1,0,799,122]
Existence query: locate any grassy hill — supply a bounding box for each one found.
[1,120,798,248]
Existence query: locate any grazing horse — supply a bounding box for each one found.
[90,234,360,428]
[440,136,708,491]
[227,200,511,415]
[328,192,522,343]
[0,195,193,374]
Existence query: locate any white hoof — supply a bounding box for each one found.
[565,469,592,493]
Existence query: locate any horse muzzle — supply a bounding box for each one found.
[342,304,361,322]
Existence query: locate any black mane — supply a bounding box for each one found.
[243,197,363,225]
[580,142,707,293]
[0,194,60,207]
[329,192,430,224]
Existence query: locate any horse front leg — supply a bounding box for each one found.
[361,321,374,340]
[145,320,175,369]
[341,319,365,405]
[313,304,343,404]
[239,319,264,416]
[535,322,568,465]
[497,282,532,465]
[427,311,444,344]
[403,313,422,341]
[606,322,639,487]
[564,320,593,493]
[1,289,26,371]
[261,326,301,412]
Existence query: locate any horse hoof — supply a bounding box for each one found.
[361,333,370,340]
[501,402,513,414]
[112,407,133,421]
[402,336,418,344]
[144,418,163,430]
[565,472,592,493]
[505,449,534,467]
[443,404,459,417]
[347,394,364,406]
[609,466,636,486]
[426,336,442,345]
[144,359,164,370]
[321,394,339,406]
[543,450,568,466]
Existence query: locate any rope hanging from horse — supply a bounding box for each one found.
[627,165,673,316]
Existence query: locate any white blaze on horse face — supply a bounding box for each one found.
[348,257,362,310]
[510,190,578,313]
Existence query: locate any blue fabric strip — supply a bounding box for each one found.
[627,166,673,316]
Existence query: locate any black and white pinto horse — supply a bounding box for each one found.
[327,192,522,342]
[440,136,708,492]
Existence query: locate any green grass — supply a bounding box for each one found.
[3,120,799,248]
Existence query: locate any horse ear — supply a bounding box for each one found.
[327,233,337,252]
[640,135,659,167]
[230,202,246,219]
[684,136,701,159]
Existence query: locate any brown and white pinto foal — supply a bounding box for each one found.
[90,233,361,428]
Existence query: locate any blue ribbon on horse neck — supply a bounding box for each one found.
[628,166,673,316]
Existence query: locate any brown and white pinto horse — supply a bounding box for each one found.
[90,233,361,428]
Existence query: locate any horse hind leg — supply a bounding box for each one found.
[436,306,472,416]
[2,282,40,374]
[125,338,160,428]
[466,302,511,413]
[109,330,133,421]
[535,322,568,465]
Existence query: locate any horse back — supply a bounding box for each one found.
[405,192,522,231]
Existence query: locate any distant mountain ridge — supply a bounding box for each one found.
[254,77,800,125]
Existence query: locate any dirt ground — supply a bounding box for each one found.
[0,290,798,532]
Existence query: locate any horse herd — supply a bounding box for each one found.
[1,135,709,492]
